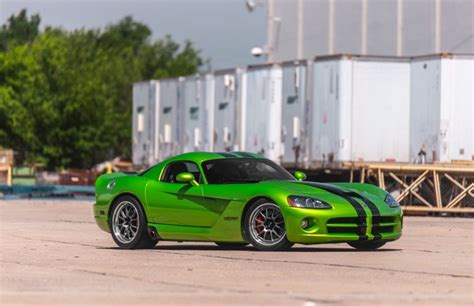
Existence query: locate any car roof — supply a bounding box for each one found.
[165,151,264,164]
[140,152,266,179]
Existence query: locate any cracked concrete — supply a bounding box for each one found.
[0,200,473,305]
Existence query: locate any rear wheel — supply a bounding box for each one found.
[244,199,293,251]
[110,195,158,249]
[215,242,249,249]
[347,241,386,250]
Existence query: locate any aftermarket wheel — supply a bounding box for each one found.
[110,195,158,249]
[244,199,293,251]
[348,241,386,250]
[215,242,249,249]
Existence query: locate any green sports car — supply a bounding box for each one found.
[94,152,402,251]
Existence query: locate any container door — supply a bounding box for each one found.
[158,80,180,160]
[441,58,473,161]
[213,73,239,152]
[245,66,282,162]
[311,60,341,164]
[132,82,157,167]
[281,64,306,166]
[351,61,410,162]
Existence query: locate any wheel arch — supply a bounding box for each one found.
[108,192,146,220]
[240,196,276,237]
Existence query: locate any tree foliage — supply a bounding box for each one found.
[0,9,40,50]
[0,10,202,169]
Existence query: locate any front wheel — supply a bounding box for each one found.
[244,199,293,251]
[110,195,158,249]
[347,241,386,250]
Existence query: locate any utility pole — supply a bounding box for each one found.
[397,0,403,56]
[297,0,304,59]
[361,0,368,54]
[434,0,441,52]
[328,0,335,54]
[266,0,274,62]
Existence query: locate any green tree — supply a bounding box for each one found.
[0,9,40,51]
[0,11,202,170]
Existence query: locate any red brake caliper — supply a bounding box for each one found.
[255,215,264,235]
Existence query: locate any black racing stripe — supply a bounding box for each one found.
[345,191,382,240]
[232,152,255,158]
[216,152,239,158]
[298,182,368,241]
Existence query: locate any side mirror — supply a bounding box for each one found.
[176,172,199,187]
[294,171,306,181]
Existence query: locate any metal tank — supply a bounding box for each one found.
[310,55,411,165]
[280,60,310,167]
[243,64,283,162]
[132,81,158,167]
[410,54,474,163]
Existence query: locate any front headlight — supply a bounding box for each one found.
[384,193,399,208]
[287,196,332,209]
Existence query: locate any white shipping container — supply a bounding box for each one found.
[212,68,245,152]
[311,55,411,164]
[180,74,214,153]
[281,61,309,166]
[243,64,283,162]
[132,81,158,167]
[410,54,474,163]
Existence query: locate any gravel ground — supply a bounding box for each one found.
[0,200,473,306]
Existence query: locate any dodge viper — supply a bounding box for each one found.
[94,152,402,251]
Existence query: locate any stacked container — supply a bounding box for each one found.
[310,55,411,165]
[212,68,245,152]
[410,54,474,163]
[280,60,310,167]
[243,64,283,162]
[132,81,159,167]
[180,74,214,153]
[133,53,472,168]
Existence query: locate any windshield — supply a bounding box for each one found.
[202,158,294,184]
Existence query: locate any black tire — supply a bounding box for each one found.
[215,242,249,249]
[347,241,386,250]
[243,198,293,251]
[109,195,158,249]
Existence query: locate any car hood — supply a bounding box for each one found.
[257,180,386,204]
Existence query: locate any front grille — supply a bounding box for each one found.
[372,216,396,234]
[327,227,360,234]
[372,225,394,233]
[327,217,366,235]
[328,217,364,225]
[373,216,395,224]
[327,216,396,235]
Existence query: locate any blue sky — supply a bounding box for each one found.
[1,0,266,70]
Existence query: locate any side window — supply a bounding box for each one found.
[162,161,202,183]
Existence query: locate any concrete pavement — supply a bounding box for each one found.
[0,200,473,305]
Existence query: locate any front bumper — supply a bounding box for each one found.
[93,203,110,233]
[283,206,402,244]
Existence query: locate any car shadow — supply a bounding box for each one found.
[97,244,401,252]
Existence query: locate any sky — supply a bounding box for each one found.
[0,0,266,70]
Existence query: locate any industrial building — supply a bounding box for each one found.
[248,0,474,62]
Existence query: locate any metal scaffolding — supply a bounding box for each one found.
[344,162,474,213]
